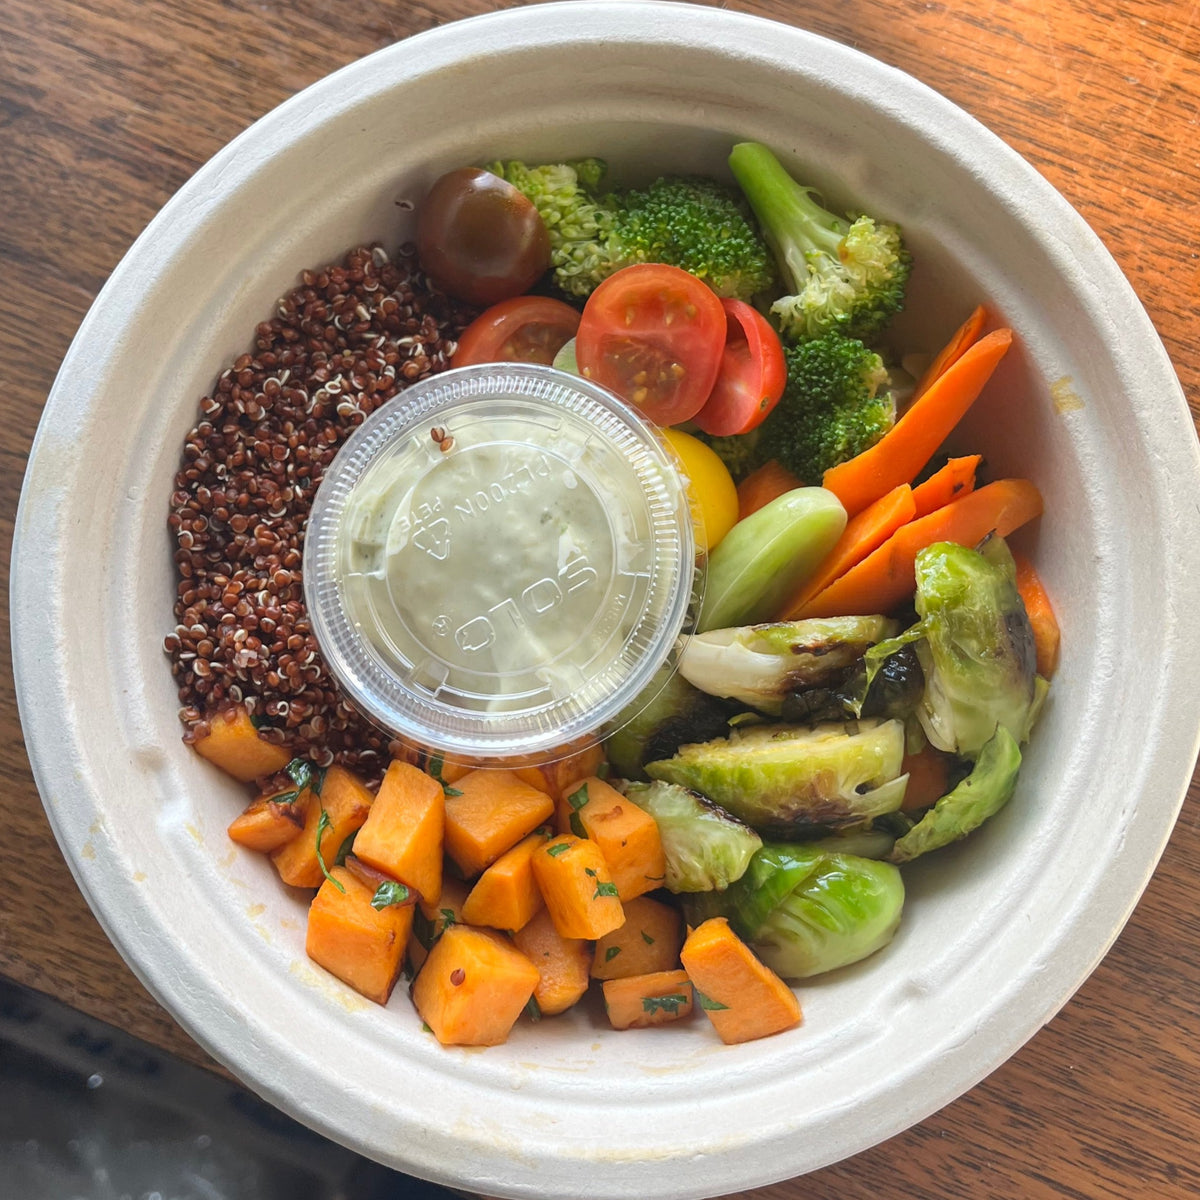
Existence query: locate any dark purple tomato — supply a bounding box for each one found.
[416,168,551,306]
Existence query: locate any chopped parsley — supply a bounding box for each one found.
[593,880,619,899]
[696,991,730,1011]
[567,784,590,837]
[314,810,344,893]
[546,842,571,857]
[426,752,463,797]
[524,996,542,1023]
[334,830,357,866]
[641,993,688,1016]
[640,931,655,946]
[285,757,316,792]
[371,881,411,910]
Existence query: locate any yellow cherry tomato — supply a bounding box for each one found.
[661,428,740,553]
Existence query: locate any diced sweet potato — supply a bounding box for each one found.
[227,788,309,853]
[352,761,444,905]
[511,907,591,1017]
[530,835,624,940]
[680,917,802,1044]
[305,865,414,1005]
[558,776,666,901]
[591,895,684,981]
[602,969,694,1030]
[408,875,471,975]
[270,765,373,889]
[193,705,291,782]
[443,770,554,878]
[460,829,549,933]
[412,925,540,1046]
[513,740,608,798]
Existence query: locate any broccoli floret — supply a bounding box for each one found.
[692,332,894,484]
[485,160,775,300]
[759,332,895,483]
[728,142,911,343]
[613,176,776,300]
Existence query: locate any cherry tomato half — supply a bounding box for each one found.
[575,264,726,425]
[691,299,787,437]
[451,296,582,368]
[416,168,551,306]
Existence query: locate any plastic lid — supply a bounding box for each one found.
[304,363,697,759]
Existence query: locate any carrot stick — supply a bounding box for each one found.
[777,483,916,620]
[912,306,988,401]
[795,478,1043,618]
[736,459,803,520]
[910,455,981,518]
[822,329,1013,517]
[1012,549,1061,677]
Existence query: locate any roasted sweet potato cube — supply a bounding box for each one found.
[558,776,666,901]
[460,828,549,933]
[270,765,373,889]
[193,705,291,782]
[412,925,540,1046]
[512,907,591,1017]
[681,917,802,1044]
[602,969,694,1030]
[227,788,309,853]
[443,770,554,878]
[352,761,444,904]
[530,835,624,940]
[305,866,415,1005]
[591,895,684,980]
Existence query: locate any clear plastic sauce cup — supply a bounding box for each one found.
[304,363,697,762]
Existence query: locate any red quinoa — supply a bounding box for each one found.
[164,244,477,777]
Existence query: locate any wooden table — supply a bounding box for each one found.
[3,1,1198,1196]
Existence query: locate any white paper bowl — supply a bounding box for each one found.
[13,4,1200,1197]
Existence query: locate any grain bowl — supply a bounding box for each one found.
[12,3,1200,1197]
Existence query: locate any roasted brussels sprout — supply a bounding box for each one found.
[604,665,734,782]
[677,616,898,716]
[621,780,762,892]
[867,538,1041,758]
[645,719,908,834]
[887,725,1022,863]
[687,842,905,979]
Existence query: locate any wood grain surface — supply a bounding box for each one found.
[2,1,1198,1197]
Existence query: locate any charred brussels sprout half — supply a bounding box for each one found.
[677,616,898,716]
[867,537,1041,758]
[686,842,905,980]
[780,640,926,724]
[620,780,762,892]
[604,665,734,782]
[645,718,908,835]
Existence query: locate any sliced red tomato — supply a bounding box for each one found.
[451,296,581,368]
[692,299,787,436]
[574,264,726,425]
